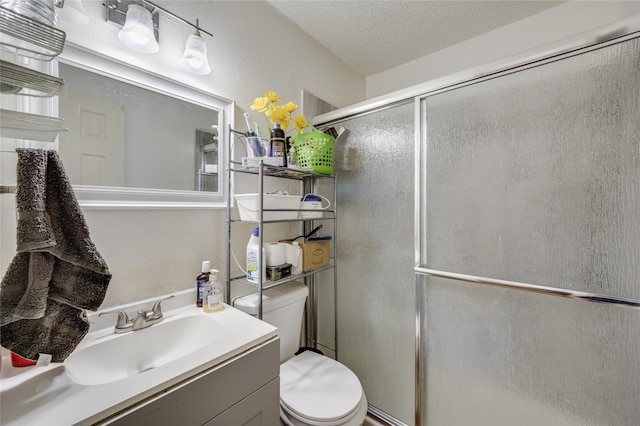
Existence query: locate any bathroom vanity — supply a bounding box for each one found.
[0,299,279,425]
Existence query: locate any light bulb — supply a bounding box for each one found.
[129,32,150,45]
[187,57,204,69]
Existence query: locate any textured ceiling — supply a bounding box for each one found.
[267,0,565,76]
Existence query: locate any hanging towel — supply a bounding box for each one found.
[0,149,111,362]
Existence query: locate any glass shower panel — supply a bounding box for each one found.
[420,36,640,425]
[323,101,416,424]
[423,276,640,426]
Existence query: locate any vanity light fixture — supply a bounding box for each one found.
[106,0,214,74]
[179,20,211,75]
[117,3,159,54]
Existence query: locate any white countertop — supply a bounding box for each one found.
[0,302,277,426]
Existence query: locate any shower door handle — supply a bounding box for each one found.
[415,266,640,310]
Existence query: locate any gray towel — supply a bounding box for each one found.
[0,149,111,362]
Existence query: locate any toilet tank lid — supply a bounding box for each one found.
[233,281,308,315]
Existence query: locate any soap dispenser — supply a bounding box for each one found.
[204,268,224,312]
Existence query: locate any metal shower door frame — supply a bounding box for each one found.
[413,24,640,426]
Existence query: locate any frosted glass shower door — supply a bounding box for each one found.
[417,35,640,425]
[320,101,416,424]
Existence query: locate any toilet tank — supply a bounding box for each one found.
[233,281,308,362]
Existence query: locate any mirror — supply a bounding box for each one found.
[55,43,234,208]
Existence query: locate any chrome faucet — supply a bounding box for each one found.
[99,295,175,334]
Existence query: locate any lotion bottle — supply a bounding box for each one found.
[204,268,224,312]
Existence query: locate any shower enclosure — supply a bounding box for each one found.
[416,32,640,425]
[318,24,639,426]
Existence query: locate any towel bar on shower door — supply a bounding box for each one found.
[415,266,640,310]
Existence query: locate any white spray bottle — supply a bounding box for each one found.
[246,227,266,284]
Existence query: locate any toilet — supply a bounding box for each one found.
[233,281,368,426]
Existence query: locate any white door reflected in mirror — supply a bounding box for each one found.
[60,90,125,187]
[56,43,233,208]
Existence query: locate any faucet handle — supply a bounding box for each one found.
[99,310,131,331]
[151,295,175,319]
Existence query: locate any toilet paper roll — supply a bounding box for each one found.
[265,242,286,266]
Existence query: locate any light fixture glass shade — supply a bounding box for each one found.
[179,33,211,75]
[117,4,159,54]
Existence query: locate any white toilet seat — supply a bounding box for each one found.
[280,394,368,426]
[280,351,366,426]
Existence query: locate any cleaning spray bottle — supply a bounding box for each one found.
[246,227,266,284]
[203,268,224,312]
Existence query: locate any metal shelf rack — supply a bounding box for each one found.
[226,126,338,355]
[0,4,67,196]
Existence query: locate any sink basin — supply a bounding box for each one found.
[1,300,278,426]
[65,315,219,385]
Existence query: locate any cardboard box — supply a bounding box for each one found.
[299,241,330,272]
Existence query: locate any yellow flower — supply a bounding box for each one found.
[250,96,270,112]
[283,101,298,113]
[249,90,306,134]
[264,103,274,117]
[265,91,282,103]
[293,115,308,133]
[280,118,291,130]
[268,104,291,129]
